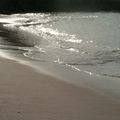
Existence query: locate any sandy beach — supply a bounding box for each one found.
[0,57,120,120]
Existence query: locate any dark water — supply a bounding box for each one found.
[0,0,120,13]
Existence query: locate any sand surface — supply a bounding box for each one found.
[0,58,120,120]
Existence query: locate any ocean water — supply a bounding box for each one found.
[0,12,120,100]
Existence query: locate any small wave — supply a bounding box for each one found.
[94,48,120,64]
[1,13,120,79]
[101,73,120,79]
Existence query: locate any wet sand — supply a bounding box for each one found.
[0,58,120,120]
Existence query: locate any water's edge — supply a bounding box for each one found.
[0,13,120,102]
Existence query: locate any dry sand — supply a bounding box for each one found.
[0,58,120,120]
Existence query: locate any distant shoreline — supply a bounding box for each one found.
[0,0,120,14]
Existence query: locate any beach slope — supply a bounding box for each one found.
[0,58,120,120]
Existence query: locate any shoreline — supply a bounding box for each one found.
[1,18,120,103]
[0,57,120,119]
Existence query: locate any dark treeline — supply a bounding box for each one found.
[0,0,120,13]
